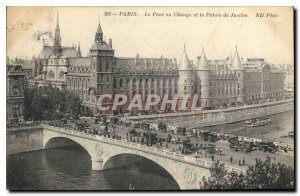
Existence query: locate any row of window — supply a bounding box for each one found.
[48,70,65,79]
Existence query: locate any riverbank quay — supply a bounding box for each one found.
[125,99,294,128]
[7,125,43,154]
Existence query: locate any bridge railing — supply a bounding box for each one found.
[42,124,245,173]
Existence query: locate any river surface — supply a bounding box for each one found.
[7,147,180,190]
[206,111,294,144]
[7,111,294,190]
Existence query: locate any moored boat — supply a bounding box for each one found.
[244,117,271,127]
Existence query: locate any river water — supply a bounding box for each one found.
[206,111,294,145]
[7,147,180,190]
[7,111,294,190]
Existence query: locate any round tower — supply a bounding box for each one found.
[195,47,211,108]
[177,46,195,111]
[231,45,245,104]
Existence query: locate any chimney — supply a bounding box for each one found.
[109,38,112,47]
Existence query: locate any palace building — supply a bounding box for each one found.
[28,13,285,115]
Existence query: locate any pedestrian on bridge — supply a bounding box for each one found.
[230,156,233,164]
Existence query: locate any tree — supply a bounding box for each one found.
[202,158,294,190]
[245,157,294,189]
[202,160,245,189]
[23,86,82,121]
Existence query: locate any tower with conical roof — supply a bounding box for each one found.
[54,11,61,55]
[89,19,115,114]
[177,45,195,111]
[195,47,211,108]
[231,45,245,104]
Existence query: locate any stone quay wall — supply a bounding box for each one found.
[6,126,43,154]
[127,99,294,128]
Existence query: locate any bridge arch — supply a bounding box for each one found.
[43,129,104,171]
[44,137,92,158]
[100,149,200,190]
[103,153,180,189]
[42,127,212,189]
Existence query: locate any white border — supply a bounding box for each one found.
[1,0,298,196]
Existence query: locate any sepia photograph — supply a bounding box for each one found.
[5,6,294,191]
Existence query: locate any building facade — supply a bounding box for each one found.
[7,64,25,121]
[28,13,285,114]
[278,63,294,92]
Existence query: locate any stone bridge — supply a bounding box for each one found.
[42,124,245,190]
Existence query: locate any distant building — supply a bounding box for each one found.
[278,64,294,92]
[28,12,286,114]
[10,58,34,80]
[6,64,25,121]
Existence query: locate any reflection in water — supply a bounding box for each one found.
[7,146,179,190]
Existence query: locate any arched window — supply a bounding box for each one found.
[13,84,20,95]
[48,70,55,78]
[59,71,64,79]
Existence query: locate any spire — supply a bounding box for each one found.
[95,17,103,42]
[77,42,81,57]
[196,46,209,70]
[56,11,59,29]
[232,45,242,68]
[96,17,103,34]
[178,45,193,71]
[54,11,61,54]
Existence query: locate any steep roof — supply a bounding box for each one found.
[115,57,177,73]
[38,46,77,59]
[68,57,91,68]
[22,60,34,69]
[195,47,209,70]
[232,45,242,68]
[90,42,113,51]
[96,22,103,34]
[178,47,193,71]
[61,47,78,57]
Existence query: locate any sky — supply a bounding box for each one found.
[7,6,294,65]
